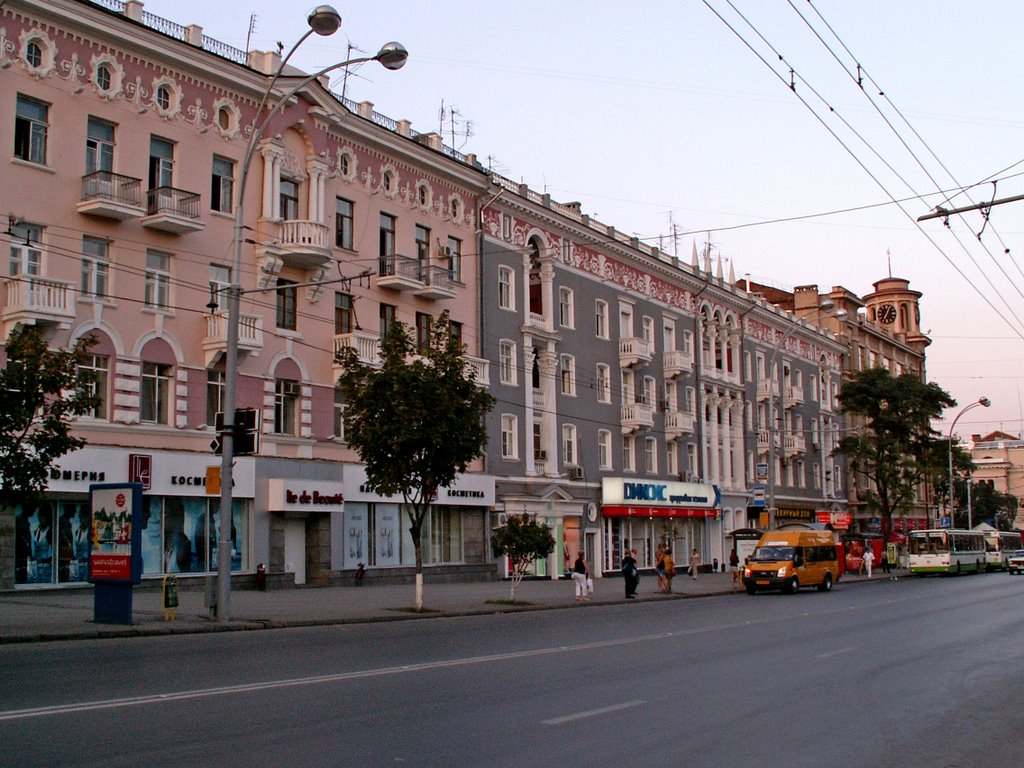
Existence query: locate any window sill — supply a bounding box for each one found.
[11,157,55,173]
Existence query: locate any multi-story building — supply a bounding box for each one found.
[971,431,1024,529]
[0,0,495,590]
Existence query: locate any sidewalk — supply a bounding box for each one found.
[0,568,899,644]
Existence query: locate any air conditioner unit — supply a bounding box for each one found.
[570,466,584,480]
[496,512,509,527]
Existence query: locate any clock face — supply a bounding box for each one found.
[878,303,897,324]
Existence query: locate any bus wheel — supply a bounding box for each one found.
[956,561,962,575]
[787,576,799,594]
[818,573,833,592]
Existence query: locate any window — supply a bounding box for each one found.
[148,136,174,189]
[596,363,611,403]
[663,320,676,352]
[217,106,232,131]
[79,354,109,420]
[642,376,656,407]
[449,320,463,348]
[211,156,234,213]
[501,415,518,459]
[642,316,655,351]
[562,424,577,466]
[559,287,574,328]
[81,236,109,299]
[379,302,396,338]
[335,292,355,335]
[25,40,42,68]
[209,264,230,310]
[622,435,636,472]
[206,369,224,427]
[533,423,543,461]
[498,266,514,310]
[140,362,171,424]
[95,64,112,91]
[14,95,48,164]
[666,442,678,476]
[338,152,350,178]
[499,340,517,385]
[85,118,114,174]
[155,84,171,111]
[382,168,396,194]
[333,387,346,440]
[379,213,396,273]
[274,379,300,435]
[279,179,298,220]
[415,225,430,277]
[275,279,297,331]
[644,437,657,474]
[595,300,609,338]
[144,250,170,310]
[687,444,698,478]
[429,507,463,564]
[598,430,612,470]
[335,198,354,250]
[9,223,42,277]
[415,312,432,354]
[447,236,462,282]
[560,354,576,396]
[416,182,430,208]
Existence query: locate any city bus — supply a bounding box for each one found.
[908,529,986,575]
[983,530,1023,571]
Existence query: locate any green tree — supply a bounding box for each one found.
[1,328,98,588]
[837,367,956,540]
[490,514,555,601]
[953,480,1018,530]
[335,311,494,610]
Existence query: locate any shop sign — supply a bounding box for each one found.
[775,507,814,522]
[267,479,345,513]
[602,477,720,509]
[343,465,495,506]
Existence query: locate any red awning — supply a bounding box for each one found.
[602,505,717,519]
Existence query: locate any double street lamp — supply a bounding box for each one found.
[764,300,846,528]
[946,396,990,530]
[216,6,407,620]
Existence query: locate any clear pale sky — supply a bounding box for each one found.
[139,0,1024,441]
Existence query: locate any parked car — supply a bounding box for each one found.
[1007,550,1024,575]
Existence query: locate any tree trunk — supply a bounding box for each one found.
[413,536,423,611]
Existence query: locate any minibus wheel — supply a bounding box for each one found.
[787,576,799,594]
[818,573,833,592]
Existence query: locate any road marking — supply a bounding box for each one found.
[816,646,855,659]
[542,699,646,726]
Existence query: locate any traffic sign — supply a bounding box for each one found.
[755,463,768,481]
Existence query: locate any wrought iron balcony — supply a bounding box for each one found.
[415,265,457,300]
[142,186,203,233]
[377,253,423,291]
[78,171,145,220]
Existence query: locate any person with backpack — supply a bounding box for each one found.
[621,548,639,599]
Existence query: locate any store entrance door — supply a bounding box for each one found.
[284,518,306,585]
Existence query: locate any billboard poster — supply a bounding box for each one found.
[88,483,143,584]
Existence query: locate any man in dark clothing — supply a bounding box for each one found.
[622,548,639,598]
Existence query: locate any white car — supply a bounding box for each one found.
[1008,550,1024,575]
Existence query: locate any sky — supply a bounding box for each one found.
[137,0,1024,441]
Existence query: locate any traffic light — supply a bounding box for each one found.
[211,408,260,456]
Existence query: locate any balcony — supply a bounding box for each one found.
[621,401,655,434]
[415,265,457,300]
[378,253,423,291]
[466,355,491,388]
[785,384,805,408]
[618,337,652,368]
[664,409,695,440]
[202,311,264,366]
[3,276,76,340]
[332,329,381,371]
[277,219,331,270]
[756,379,780,401]
[663,349,694,378]
[142,186,203,233]
[77,171,145,220]
[785,434,806,457]
[757,428,772,454]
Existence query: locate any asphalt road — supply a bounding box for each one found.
[1,573,1022,768]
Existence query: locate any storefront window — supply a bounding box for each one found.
[16,501,94,586]
[430,506,463,564]
[345,503,465,568]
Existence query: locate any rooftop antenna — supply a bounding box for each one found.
[245,13,257,53]
[887,247,892,277]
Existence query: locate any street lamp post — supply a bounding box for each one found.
[216,6,407,621]
[946,396,990,530]
[764,300,846,528]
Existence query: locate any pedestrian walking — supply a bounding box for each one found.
[729,547,740,589]
[689,547,701,579]
[662,548,676,593]
[881,548,890,574]
[655,543,666,593]
[572,551,590,601]
[621,548,639,598]
[863,546,874,578]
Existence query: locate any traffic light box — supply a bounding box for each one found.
[211,408,260,456]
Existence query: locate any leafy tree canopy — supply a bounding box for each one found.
[491,514,555,601]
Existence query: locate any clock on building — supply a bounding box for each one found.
[878,303,897,324]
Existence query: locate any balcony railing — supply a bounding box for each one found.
[785,384,805,408]
[378,253,423,291]
[78,171,144,219]
[415,265,457,300]
[277,219,330,269]
[142,186,203,233]
[466,355,491,388]
[332,329,381,368]
[202,311,263,365]
[756,379,780,401]
[620,401,655,433]
[662,349,694,378]
[2,276,76,337]
[618,337,652,368]
[664,409,695,439]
